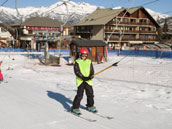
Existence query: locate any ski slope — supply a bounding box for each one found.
[0,52,172,129]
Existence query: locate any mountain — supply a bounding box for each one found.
[0,0,100,24]
[145,8,168,21]
[0,0,169,24]
[158,16,172,32]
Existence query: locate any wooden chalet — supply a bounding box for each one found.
[69,40,107,63]
[74,6,160,50]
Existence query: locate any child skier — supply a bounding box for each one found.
[71,47,96,115]
[0,61,4,82]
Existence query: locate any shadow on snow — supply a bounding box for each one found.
[47,91,85,111]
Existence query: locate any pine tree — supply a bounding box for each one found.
[162,18,169,40]
[163,18,168,33]
[156,16,162,42]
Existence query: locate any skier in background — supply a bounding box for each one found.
[0,61,4,82]
[71,47,97,115]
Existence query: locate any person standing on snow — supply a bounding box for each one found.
[0,61,4,82]
[71,47,96,115]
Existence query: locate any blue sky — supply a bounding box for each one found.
[1,0,172,16]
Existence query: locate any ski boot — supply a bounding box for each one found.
[71,108,81,115]
[86,106,97,113]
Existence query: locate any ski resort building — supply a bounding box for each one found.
[74,6,160,50]
[11,17,72,50]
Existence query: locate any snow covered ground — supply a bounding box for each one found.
[0,52,172,129]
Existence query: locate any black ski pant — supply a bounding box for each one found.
[72,82,94,109]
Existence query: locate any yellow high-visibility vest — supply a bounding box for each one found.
[75,59,93,87]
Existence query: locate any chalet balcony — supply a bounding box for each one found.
[105,29,156,34]
[137,38,157,41]
[105,37,157,41]
[110,21,137,25]
[106,37,136,41]
[139,30,157,34]
[105,29,138,33]
[138,22,154,26]
[105,29,120,33]
[108,21,154,26]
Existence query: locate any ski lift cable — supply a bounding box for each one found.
[45,0,71,17]
[0,0,16,62]
[108,0,136,40]
[45,3,67,14]
[76,0,133,25]
[58,1,70,58]
[110,0,130,8]
[108,0,161,55]
[108,0,161,40]
[105,0,136,55]
[163,11,172,15]
[119,0,161,42]
[138,0,159,7]
[0,0,8,6]
[15,0,20,17]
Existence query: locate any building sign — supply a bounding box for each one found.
[26,26,60,31]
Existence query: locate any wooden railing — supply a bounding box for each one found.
[108,21,154,26]
[105,29,156,34]
[105,37,157,41]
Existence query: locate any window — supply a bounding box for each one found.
[129,34,134,38]
[113,35,119,38]
[148,35,153,39]
[129,27,134,31]
[140,35,146,39]
[123,18,128,23]
[130,19,135,23]
[140,19,147,23]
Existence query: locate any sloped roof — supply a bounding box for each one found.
[144,44,160,49]
[136,7,160,27]
[155,43,171,49]
[128,7,141,14]
[75,6,159,27]
[12,17,63,27]
[70,40,106,47]
[75,8,125,26]
[163,42,172,47]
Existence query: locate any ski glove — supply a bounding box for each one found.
[82,77,90,81]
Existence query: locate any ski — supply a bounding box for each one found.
[65,110,96,122]
[83,108,114,120]
[93,113,114,120]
